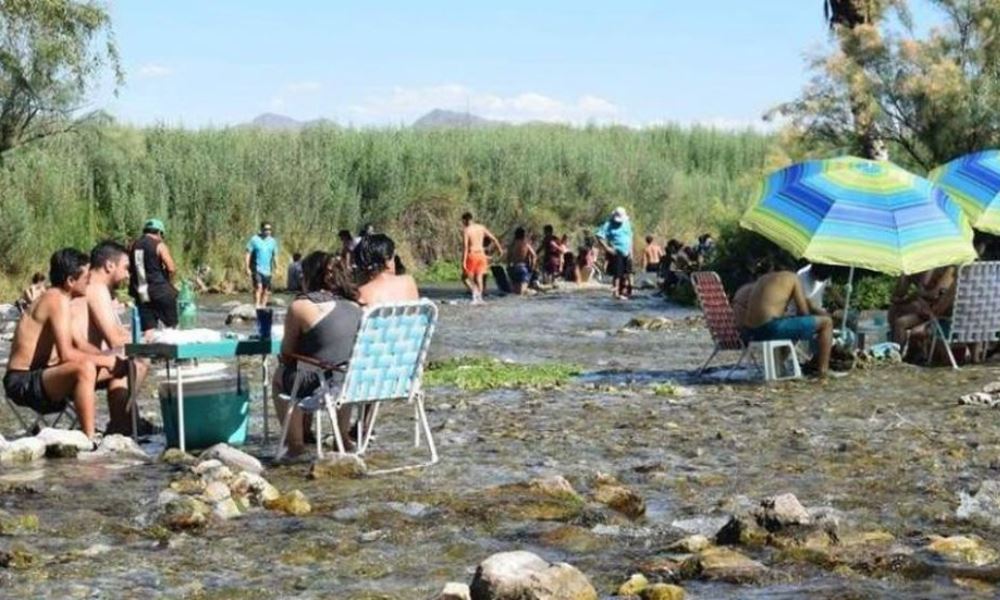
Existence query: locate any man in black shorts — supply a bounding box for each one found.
[129,219,178,335]
[4,249,126,439]
[595,207,635,299]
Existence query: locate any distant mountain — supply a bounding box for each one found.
[413,109,500,129]
[244,113,335,130]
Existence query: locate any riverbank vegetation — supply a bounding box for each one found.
[0,124,774,295]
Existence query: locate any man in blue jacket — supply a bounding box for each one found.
[595,207,634,299]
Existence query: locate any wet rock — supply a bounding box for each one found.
[926,535,999,566]
[666,534,711,553]
[159,496,210,530]
[641,584,685,600]
[384,502,430,518]
[308,454,366,479]
[592,476,645,519]
[713,513,768,547]
[682,547,768,584]
[468,550,598,600]
[538,526,604,553]
[957,480,1000,526]
[439,582,472,600]
[0,437,46,465]
[225,304,257,325]
[670,516,729,538]
[265,490,311,516]
[229,471,280,506]
[159,448,197,466]
[755,493,811,531]
[211,498,242,521]
[0,545,36,569]
[192,460,234,484]
[634,557,684,580]
[617,572,649,596]
[199,443,263,475]
[169,475,206,495]
[35,428,90,458]
[529,475,582,502]
[202,481,232,503]
[80,434,149,461]
[472,481,585,522]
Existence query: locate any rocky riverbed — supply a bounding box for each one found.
[1,286,999,598]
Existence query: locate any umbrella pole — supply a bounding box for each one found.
[841,266,855,337]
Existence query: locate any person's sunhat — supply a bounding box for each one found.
[611,206,629,223]
[144,218,166,234]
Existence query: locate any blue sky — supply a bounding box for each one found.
[96,0,944,129]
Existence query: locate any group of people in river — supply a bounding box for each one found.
[459,206,717,302]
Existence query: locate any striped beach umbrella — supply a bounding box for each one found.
[930,150,1000,234]
[741,156,976,276]
[740,156,977,334]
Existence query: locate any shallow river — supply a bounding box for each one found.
[0,286,998,598]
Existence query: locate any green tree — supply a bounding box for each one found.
[0,0,122,164]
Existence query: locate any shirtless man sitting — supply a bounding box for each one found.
[71,241,151,435]
[461,212,502,304]
[506,227,537,295]
[4,249,126,439]
[743,271,833,377]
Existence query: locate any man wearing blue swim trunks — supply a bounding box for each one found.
[245,222,278,308]
[506,227,537,295]
[744,271,833,377]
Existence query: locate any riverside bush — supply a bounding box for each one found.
[0,123,773,294]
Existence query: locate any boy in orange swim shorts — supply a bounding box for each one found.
[460,212,502,304]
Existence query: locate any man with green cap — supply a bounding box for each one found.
[128,218,178,336]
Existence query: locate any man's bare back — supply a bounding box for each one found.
[745,271,809,329]
[508,239,534,265]
[8,289,69,371]
[644,244,664,266]
[464,223,489,254]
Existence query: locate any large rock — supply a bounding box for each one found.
[35,428,91,458]
[309,454,367,479]
[439,582,472,600]
[265,490,311,516]
[192,460,234,484]
[666,534,712,554]
[229,471,280,506]
[957,480,1000,527]
[682,547,768,584]
[469,550,597,600]
[591,475,645,519]
[225,304,257,325]
[79,434,149,461]
[755,493,811,532]
[926,535,999,566]
[528,476,582,502]
[0,437,46,465]
[642,584,685,600]
[159,496,210,530]
[199,444,263,475]
[159,448,198,466]
[617,572,649,596]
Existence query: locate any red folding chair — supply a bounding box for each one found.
[691,272,758,378]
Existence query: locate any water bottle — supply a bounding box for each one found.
[131,306,141,344]
[177,280,198,329]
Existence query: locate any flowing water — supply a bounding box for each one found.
[0,286,998,598]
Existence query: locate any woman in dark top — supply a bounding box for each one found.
[274,251,362,458]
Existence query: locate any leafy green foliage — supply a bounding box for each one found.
[0,124,774,295]
[0,0,122,159]
[424,357,581,390]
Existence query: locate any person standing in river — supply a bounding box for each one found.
[506,227,537,295]
[129,219,178,336]
[461,212,502,304]
[595,207,634,299]
[245,221,278,308]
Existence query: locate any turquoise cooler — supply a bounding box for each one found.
[159,373,250,449]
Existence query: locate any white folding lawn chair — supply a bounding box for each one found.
[277,300,439,474]
[927,261,1000,369]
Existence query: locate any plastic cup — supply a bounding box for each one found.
[256,309,273,339]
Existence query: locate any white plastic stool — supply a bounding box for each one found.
[759,339,802,381]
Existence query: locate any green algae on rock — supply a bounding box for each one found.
[425,357,580,390]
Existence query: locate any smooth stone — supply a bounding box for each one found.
[199,444,263,475]
[159,496,210,530]
[0,437,46,465]
[192,460,234,484]
[468,550,598,600]
[384,502,430,518]
[160,448,198,466]
[926,535,999,566]
[308,454,367,479]
[755,493,811,531]
[592,484,645,519]
[666,534,711,553]
[229,471,280,505]
[670,516,730,537]
[957,480,1000,527]
[35,428,90,458]
[211,498,242,521]
[617,572,649,596]
[439,582,472,600]
[225,304,257,324]
[202,481,232,503]
[265,490,311,516]
[683,547,767,584]
[528,476,582,501]
[89,434,149,460]
[641,584,685,600]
